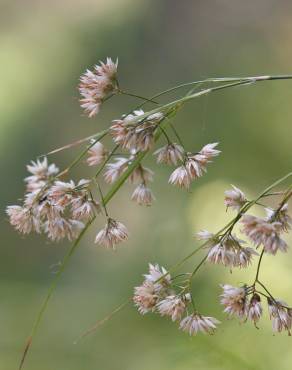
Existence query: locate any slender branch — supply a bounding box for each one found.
[255,249,265,282]
[74,298,131,343]
[135,74,292,110]
[94,145,119,178]
[57,132,108,177]
[43,130,108,157]
[119,90,159,104]
[19,217,96,369]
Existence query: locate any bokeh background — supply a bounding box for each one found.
[1,0,292,369]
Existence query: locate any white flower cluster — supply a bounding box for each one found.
[111,110,164,152]
[6,158,96,242]
[241,204,291,255]
[220,284,292,334]
[197,231,258,268]
[134,264,220,335]
[6,156,132,249]
[79,58,118,117]
[168,143,220,189]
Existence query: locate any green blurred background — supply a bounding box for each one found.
[1,0,292,369]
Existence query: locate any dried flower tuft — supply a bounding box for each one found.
[79,58,118,117]
[224,185,247,212]
[179,313,220,335]
[95,218,128,249]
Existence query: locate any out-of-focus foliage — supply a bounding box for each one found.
[1,1,292,369]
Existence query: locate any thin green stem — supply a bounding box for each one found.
[255,249,265,282]
[168,121,185,147]
[19,217,96,370]
[135,74,292,110]
[94,145,119,178]
[94,180,109,217]
[57,132,108,177]
[189,254,208,286]
[256,281,275,301]
[74,298,131,343]
[44,130,108,157]
[120,90,159,104]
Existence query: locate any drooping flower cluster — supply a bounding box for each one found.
[154,143,184,165]
[268,298,292,335]
[86,140,108,166]
[241,204,291,255]
[224,185,247,212]
[220,284,249,318]
[197,231,258,268]
[79,58,118,117]
[111,110,164,152]
[168,143,220,189]
[6,158,96,241]
[133,264,220,335]
[95,218,128,249]
[6,157,130,248]
[220,284,292,334]
[179,314,220,335]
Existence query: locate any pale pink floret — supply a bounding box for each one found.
[6,205,41,234]
[133,281,158,314]
[207,234,257,268]
[179,314,220,335]
[131,184,155,206]
[196,229,214,241]
[48,179,90,209]
[86,141,108,166]
[44,218,84,242]
[157,294,190,321]
[246,294,263,325]
[265,204,292,232]
[71,197,96,220]
[129,165,154,184]
[224,185,247,212]
[186,142,220,179]
[25,157,59,191]
[168,166,191,189]
[95,218,128,249]
[235,247,258,268]
[220,284,247,318]
[241,215,288,255]
[49,180,76,207]
[111,110,163,152]
[94,57,118,80]
[103,157,129,184]
[268,298,292,335]
[207,243,235,267]
[154,143,184,166]
[79,58,118,117]
[144,263,171,291]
